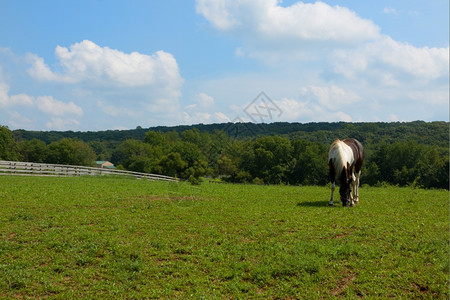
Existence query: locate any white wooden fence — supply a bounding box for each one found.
[0,161,178,182]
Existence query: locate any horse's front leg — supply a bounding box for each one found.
[354,170,361,204]
[329,182,335,206]
[328,160,336,206]
[350,172,356,206]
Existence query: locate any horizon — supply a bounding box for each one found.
[1,1,448,131]
[10,119,447,134]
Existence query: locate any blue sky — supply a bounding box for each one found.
[0,0,448,131]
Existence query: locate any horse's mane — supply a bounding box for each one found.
[329,139,347,175]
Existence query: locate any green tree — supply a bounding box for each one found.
[159,152,186,177]
[172,141,208,179]
[181,128,203,145]
[217,139,252,182]
[247,136,293,184]
[181,128,213,157]
[0,125,20,161]
[289,140,328,185]
[111,139,161,172]
[362,162,380,186]
[88,141,110,161]
[46,138,96,166]
[18,139,48,163]
[128,156,158,173]
[144,131,167,147]
[369,140,449,188]
[217,154,238,176]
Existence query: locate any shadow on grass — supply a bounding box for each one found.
[297,201,332,207]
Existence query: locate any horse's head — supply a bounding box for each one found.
[339,163,354,207]
[339,186,351,206]
[339,163,353,206]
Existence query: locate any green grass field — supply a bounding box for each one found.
[0,176,448,299]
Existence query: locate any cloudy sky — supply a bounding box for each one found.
[0,0,448,131]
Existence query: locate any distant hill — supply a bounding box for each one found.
[12,121,449,147]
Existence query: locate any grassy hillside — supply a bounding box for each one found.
[0,176,448,298]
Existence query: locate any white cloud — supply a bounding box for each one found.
[0,79,84,129]
[194,92,215,107]
[405,89,449,105]
[196,0,242,30]
[182,111,232,124]
[36,96,83,117]
[196,0,449,122]
[332,36,449,81]
[20,40,186,129]
[383,7,397,15]
[196,0,380,43]
[97,101,139,118]
[186,92,215,110]
[46,117,80,130]
[0,83,11,107]
[7,111,34,129]
[197,0,447,80]
[0,83,34,108]
[27,40,183,90]
[389,114,399,122]
[376,38,448,79]
[26,40,184,116]
[274,97,352,122]
[182,92,232,124]
[9,94,34,107]
[214,112,231,122]
[299,85,361,108]
[235,47,245,57]
[143,98,180,115]
[274,97,310,120]
[183,111,212,124]
[26,54,69,82]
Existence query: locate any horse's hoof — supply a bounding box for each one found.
[328,203,334,207]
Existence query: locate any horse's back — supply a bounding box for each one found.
[343,138,364,170]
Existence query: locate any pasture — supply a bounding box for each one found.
[0,176,448,299]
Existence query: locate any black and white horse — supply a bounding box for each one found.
[328,138,364,207]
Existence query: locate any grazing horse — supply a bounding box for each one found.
[328,138,364,207]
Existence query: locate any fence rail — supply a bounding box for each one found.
[0,161,178,182]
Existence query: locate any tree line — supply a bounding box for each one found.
[2,122,449,189]
[13,121,449,148]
